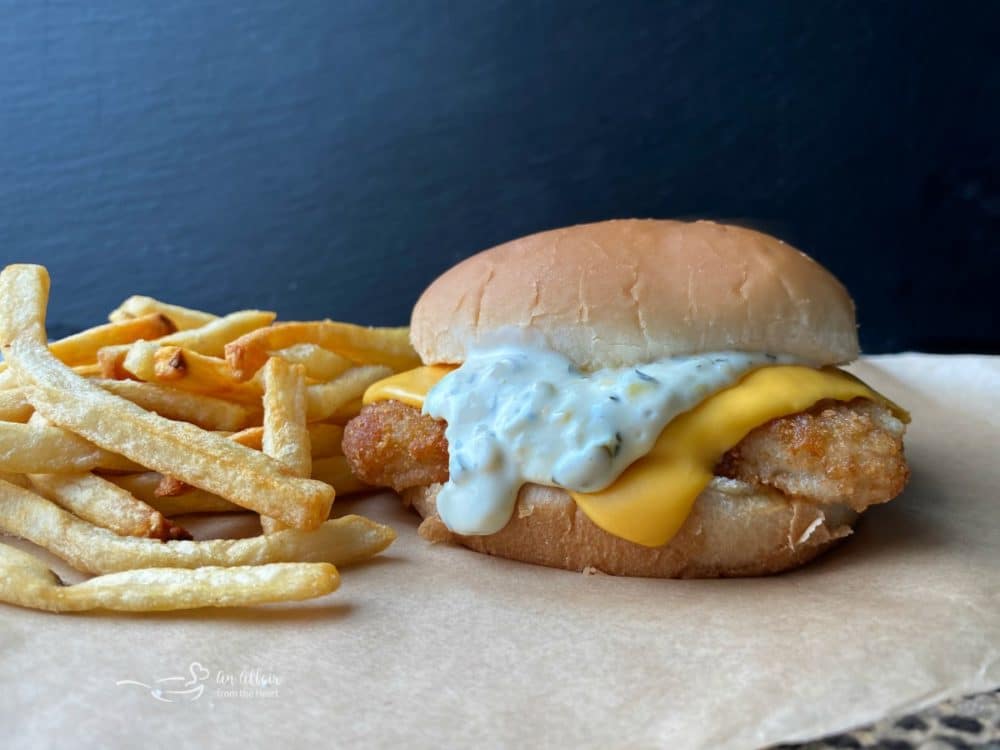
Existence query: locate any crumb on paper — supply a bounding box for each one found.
[417,516,453,544]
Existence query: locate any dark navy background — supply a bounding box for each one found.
[1,1,997,352]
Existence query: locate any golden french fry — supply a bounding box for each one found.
[225,425,264,449]
[0,472,29,488]
[23,384,331,527]
[311,456,371,496]
[0,265,333,530]
[119,340,160,380]
[154,474,189,497]
[0,388,33,423]
[121,344,263,404]
[72,363,103,377]
[307,423,344,458]
[94,379,256,432]
[306,365,392,421]
[154,346,263,402]
[261,357,312,534]
[108,295,219,330]
[221,423,342,456]
[156,310,276,356]
[322,396,365,425]
[0,420,140,473]
[225,321,418,381]
[152,424,274,497]
[223,427,261,447]
[107,473,242,515]
[27,472,188,540]
[0,479,393,574]
[96,344,132,379]
[0,313,175,379]
[0,543,339,612]
[269,344,355,381]
[46,313,174,366]
[98,310,277,380]
[0,368,19,390]
[263,358,311,477]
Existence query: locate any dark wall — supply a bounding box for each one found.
[2,1,997,352]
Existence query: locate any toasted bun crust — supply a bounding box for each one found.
[403,479,857,578]
[411,219,858,370]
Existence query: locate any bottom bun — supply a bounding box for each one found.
[402,479,858,578]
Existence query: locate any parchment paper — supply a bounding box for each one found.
[1,354,997,750]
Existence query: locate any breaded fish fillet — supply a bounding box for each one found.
[344,398,908,512]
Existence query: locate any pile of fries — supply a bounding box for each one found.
[0,263,413,612]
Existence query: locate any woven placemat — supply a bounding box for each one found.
[774,689,1000,749]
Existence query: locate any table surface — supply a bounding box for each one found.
[780,689,1000,749]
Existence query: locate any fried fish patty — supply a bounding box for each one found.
[342,399,450,491]
[715,398,908,511]
[343,398,908,511]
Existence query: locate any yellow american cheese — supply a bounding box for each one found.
[362,364,907,547]
[362,365,455,408]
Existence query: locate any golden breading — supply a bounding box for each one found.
[715,398,908,511]
[342,400,449,491]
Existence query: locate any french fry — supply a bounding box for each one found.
[311,456,371,496]
[148,346,263,403]
[0,265,333,530]
[269,344,355,381]
[307,423,344,458]
[107,473,242,515]
[108,295,218,330]
[0,388,33,423]
[154,474,190,497]
[152,424,275,497]
[222,428,260,447]
[155,310,276,356]
[0,472,29,488]
[218,423,343,456]
[0,313,174,379]
[98,310,277,379]
[0,367,19,389]
[0,265,401,615]
[45,313,175,366]
[0,543,339,612]
[156,421,342,499]
[226,321,419,381]
[23,383,331,527]
[223,426,264,449]
[122,344,262,404]
[27,472,188,540]
[306,365,392,421]
[263,358,311,477]
[119,340,159,380]
[0,479,394,574]
[0,420,140,474]
[96,345,133,379]
[322,396,365,425]
[261,357,312,534]
[72,363,103,377]
[94,379,256,432]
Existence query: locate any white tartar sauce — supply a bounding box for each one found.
[423,345,790,535]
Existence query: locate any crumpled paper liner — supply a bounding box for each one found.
[1,354,997,749]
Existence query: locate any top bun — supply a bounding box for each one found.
[411,219,858,370]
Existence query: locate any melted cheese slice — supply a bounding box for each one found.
[363,364,907,547]
[363,365,455,408]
